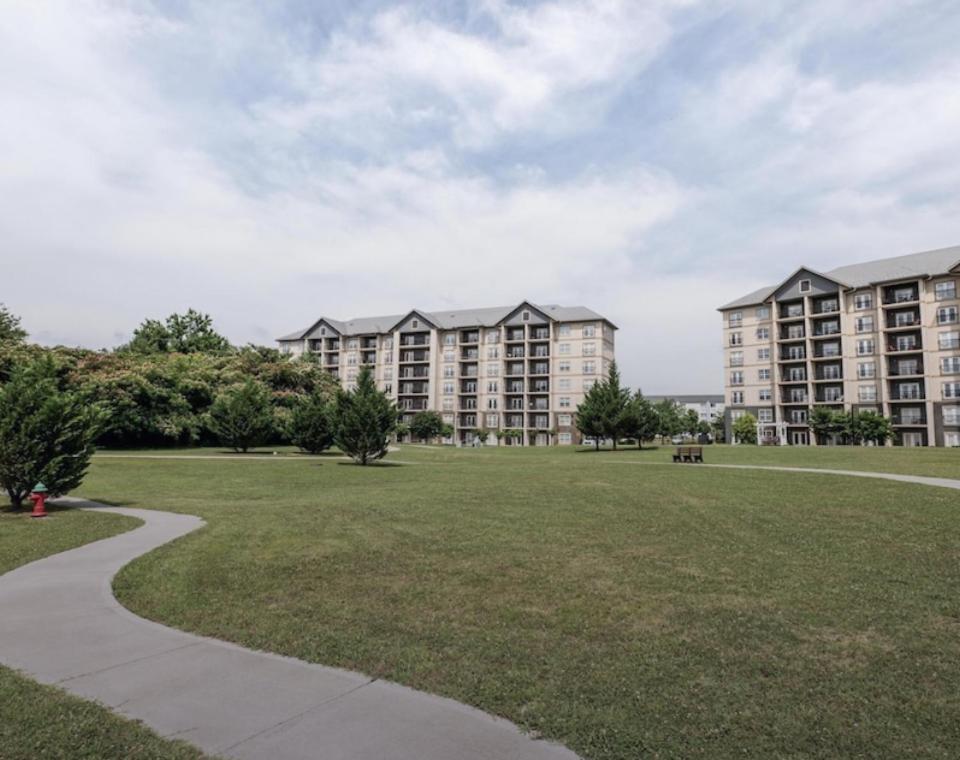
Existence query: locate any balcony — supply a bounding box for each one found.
[399,367,429,379]
[779,348,807,361]
[362,337,377,349]
[883,285,920,305]
[505,363,525,376]
[400,350,430,363]
[506,415,524,428]
[506,383,524,394]
[889,361,923,377]
[529,381,550,394]
[889,383,925,401]
[460,364,478,378]
[399,400,429,412]
[400,336,429,347]
[886,310,921,330]
[460,382,478,394]
[460,331,480,344]
[528,400,549,411]
[459,415,478,428]
[505,329,525,342]
[814,389,844,404]
[529,363,549,375]
[361,352,376,365]
[888,336,922,353]
[812,298,840,315]
[531,327,550,340]
[530,346,550,358]
[814,366,843,381]
[506,399,524,411]
[812,345,841,359]
[782,393,809,404]
[459,399,478,411]
[505,348,526,359]
[398,382,428,396]
[892,411,927,426]
[811,323,841,337]
[782,371,808,383]
[528,415,550,429]
[461,349,479,360]
[779,303,805,319]
[779,326,806,341]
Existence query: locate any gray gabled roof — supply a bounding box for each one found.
[719,244,960,311]
[646,394,724,404]
[277,302,614,341]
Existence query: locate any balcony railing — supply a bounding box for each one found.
[890,389,924,400]
[506,349,525,359]
[460,332,480,344]
[889,363,923,376]
[531,328,550,340]
[812,325,841,337]
[883,288,919,305]
[505,330,525,342]
[400,336,429,347]
[888,341,922,353]
[892,414,926,425]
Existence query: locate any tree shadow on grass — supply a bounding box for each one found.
[335,460,406,467]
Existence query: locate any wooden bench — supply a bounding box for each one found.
[673,445,704,463]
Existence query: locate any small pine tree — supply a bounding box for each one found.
[0,358,104,508]
[334,367,398,465]
[289,391,335,454]
[208,378,274,452]
[575,381,606,450]
[621,392,660,449]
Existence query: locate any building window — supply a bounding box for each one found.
[486,330,499,343]
[935,280,957,301]
[758,409,773,423]
[444,334,455,346]
[486,364,500,376]
[856,339,874,356]
[443,366,454,378]
[557,413,572,426]
[858,385,877,402]
[758,348,770,360]
[486,413,499,427]
[411,319,419,329]
[943,406,960,425]
[730,371,744,386]
[487,398,498,410]
[442,399,453,411]
[487,346,500,359]
[559,397,571,408]
[943,357,960,375]
[582,342,596,356]
[583,379,596,390]
[854,293,873,310]
[443,382,454,395]
[756,327,770,340]
[732,391,744,405]
[558,324,571,337]
[558,378,571,390]
[486,381,498,394]
[582,324,596,337]
[522,311,530,321]
[347,353,358,365]
[728,311,743,327]
[946,432,960,447]
[758,368,770,381]
[939,331,960,350]
[558,432,573,445]
[559,361,571,372]
[759,388,772,401]
[756,306,770,319]
[944,382,960,399]
[583,361,596,375]
[855,316,874,333]
[444,350,455,363]
[729,332,743,346]
[857,362,876,379]
[799,279,812,293]
[938,306,959,325]
[559,343,570,355]
[730,351,744,367]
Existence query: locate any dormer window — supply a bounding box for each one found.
[522,311,530,321]
[320,327,326,336]
[412,319,419,328]
[799,279,812,293]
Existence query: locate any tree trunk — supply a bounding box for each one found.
[594,439,600,451]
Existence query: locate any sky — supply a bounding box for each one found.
[2,0,959,393]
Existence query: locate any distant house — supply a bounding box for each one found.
[646,395,725,425]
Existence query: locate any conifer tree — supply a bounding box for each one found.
[334,366,398,465]
[208,378,274,452]
[290,390,335,454]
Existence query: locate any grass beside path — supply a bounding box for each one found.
[73,445,960,760]
[0,507,213,760]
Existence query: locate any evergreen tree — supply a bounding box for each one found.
[575,379,607,450]
[410,411,444,443]
[710,412,726,443]
[334,366,398,465]
[654,399,684,443]
[598,362,632,450]
[208,378,274,452]
[620,391,660,449]
[289,391,335,454]
[0,358,104,508]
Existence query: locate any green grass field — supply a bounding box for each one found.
[42,443,957,759]
[0,509,211,760]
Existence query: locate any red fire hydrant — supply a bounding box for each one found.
[29,482,49,519]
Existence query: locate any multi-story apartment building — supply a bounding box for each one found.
[719,245,960,447]
[277,302,616,446]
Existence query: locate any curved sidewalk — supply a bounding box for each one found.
[606,460,960,491]
[0,499,577,760]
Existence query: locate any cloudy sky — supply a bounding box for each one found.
[3,0,959,392]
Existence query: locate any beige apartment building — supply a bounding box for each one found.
[277,302,616,446]
[719,245,960,447]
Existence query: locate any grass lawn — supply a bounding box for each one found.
[0,508,212,760]
[59,444,960,759]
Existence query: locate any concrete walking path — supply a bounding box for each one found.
[0,498,576,760]
[606,460,960,491]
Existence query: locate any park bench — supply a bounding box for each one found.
[673,445,704,463]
